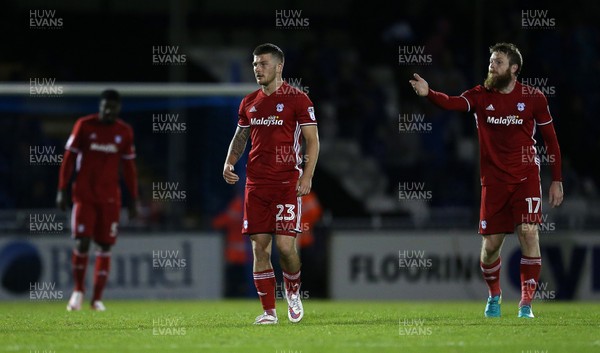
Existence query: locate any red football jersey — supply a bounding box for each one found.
[64,114,136,203]
[461,81,553,185]
[238,82,317,186]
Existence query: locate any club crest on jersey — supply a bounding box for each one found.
[517,102,525,111]
[251,115,284,126]
[90,133,97,140]
[115,135,122,143]
[276,103,284,112]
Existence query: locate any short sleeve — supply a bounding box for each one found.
[295,94,317,126]
[65,119,83,153]
[238,97,250,127]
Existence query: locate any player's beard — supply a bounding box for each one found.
[257,73,280,93]
[259,75,274,87]
[484,69,512,91]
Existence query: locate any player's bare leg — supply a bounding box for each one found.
[276,234,301,274]
[91,242,111,311]
[516,223,541,318]
[67,238,90,311]
[251,233,273,272]
[480,233,506,317]
[276,234,303,323]
[250,233,278,324]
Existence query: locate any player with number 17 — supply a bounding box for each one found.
[410,43,563,318]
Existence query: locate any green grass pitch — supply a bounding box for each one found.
[1,300,598,353]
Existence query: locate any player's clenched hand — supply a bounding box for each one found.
[223,163,239,184]
[409,73,429,97]
[548,181,563,208]
[296,175,312,197]
[56,190,67,211]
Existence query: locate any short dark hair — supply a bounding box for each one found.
[253,43,285,63]
[489,42,523,76]
[100,89,121,102]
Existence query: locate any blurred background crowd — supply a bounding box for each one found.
[1,0,598,296]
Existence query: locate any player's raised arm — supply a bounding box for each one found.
[408,73,429,96]
[297,125,319,196]
[409,73,470,112]
[223,126,250,184]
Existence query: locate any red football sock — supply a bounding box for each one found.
[519,256,542,307]
[480,257,502,297]
[92,251,111,302]
[253,269,276,314]
[72,250,88,292]
[282,269,301,295]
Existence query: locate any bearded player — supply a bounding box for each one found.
[57,89,138,311]
[223,43,319,324]
[410,43,563,318]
